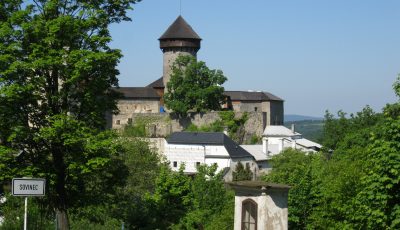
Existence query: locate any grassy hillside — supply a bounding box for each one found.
[284,120,324,143]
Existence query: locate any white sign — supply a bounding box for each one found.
[12,178,46,196]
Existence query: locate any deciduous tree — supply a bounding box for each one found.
[0,0,140,228]
[164,55,227,117]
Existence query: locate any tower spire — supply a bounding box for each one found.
[159,16,201,94]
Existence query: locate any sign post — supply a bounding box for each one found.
[12,178,46,230]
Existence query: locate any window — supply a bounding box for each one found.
[196,162,201,167]
[115,120,120,125]
[127,118,132,124]
[254,107,258,112]
[242,199,257,230]
[173,161,177,168]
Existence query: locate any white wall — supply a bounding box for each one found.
[164,144,230,173]
[234,190,288,230]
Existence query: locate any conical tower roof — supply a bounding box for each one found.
[159,16,201,40]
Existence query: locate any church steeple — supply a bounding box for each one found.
[159,16,201,94]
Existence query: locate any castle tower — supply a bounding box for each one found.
[159,16,201,93]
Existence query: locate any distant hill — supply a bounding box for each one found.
[284,117,325,143]
[285,114,323,122]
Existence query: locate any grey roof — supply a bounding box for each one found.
[240,145,270,161]
[167,132,254,159]
[146,77,164,88]
[224,91,283,102]
[159,16,201,40]
[113,87,160,99]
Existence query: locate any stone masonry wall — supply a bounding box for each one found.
[116,112,265,143]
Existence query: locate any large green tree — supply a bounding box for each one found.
[0,0,139,228]
[164,55,227,117]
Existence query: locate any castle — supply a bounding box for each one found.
[110,16,284,130]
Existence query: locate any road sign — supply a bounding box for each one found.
[12,178,46,196]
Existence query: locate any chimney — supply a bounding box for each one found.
[291,124,295,133]
[279,138,284,152]
[223,126,229,136]
[262,137,268,155]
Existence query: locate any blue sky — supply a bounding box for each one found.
[110,0,400,117]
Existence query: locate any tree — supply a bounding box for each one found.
[0,0,139,228]
[144,165,192,229]
[164,55,227,117]
[351,78,400,229]
[232,161,252,181]
[172,164,234,230]
[263,148,318,229]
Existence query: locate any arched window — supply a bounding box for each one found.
[242,199,257,230]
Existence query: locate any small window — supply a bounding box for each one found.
[196,162,201,167]
[173,161,177,168]
[115,120,120,125]
[254,107,258,112]
[127,118,132,124]
[246,162,250,168]
[242,199,257,230]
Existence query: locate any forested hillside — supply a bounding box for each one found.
[284,120,324,142]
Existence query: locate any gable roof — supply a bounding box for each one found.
[146,77,164,88]
[224,91,283,102]
[159,16,201,40]
[113,87,160,99]
[167,132,254,159]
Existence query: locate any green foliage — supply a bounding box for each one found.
[322,105,381,150]
[0,195,54,230]
[351,101,400,229]
[114,138,165,228]
[232,161,253,181]
[172,164,234,230]
[249,134,261,144]
[219,111,248,143]
[164,55,227,117]
[0,0,140,226]
[140,164,234,229]
[185,121,224,133]
[264,97,400,229]
[284,120,323,143]
[144,166,192,229]
[184,111,249,143]
[122,119,147,137]
[263,148,318,228]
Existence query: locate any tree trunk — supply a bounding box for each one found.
[56,209,69,230]
[53,147,69,230]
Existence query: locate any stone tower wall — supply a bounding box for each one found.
[162,48,198,93]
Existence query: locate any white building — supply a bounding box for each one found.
[242,125,322,174]
[163,132,258,179]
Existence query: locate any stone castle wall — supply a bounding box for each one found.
[113,112,265,143]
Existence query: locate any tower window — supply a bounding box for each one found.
[173,161,177,168]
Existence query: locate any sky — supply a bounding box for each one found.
[109,0,400,117]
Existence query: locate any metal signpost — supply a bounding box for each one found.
[12,178,46,230]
